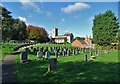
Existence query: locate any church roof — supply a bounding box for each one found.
[54,36,67,39]
[64,33,72,36]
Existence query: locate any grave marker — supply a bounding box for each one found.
[84,54,88,62]
[48,58,57,72]
[45,51,50,59]
[37,51,42,60]
[20,51,28,62]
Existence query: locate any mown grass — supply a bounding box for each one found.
[0,43,20,59]
[14,44,119,83]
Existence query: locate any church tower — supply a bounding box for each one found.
[52,28,58,38]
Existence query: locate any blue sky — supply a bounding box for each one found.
[1,2,118,38]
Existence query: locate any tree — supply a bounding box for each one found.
[0,6,27,40]
[26,25,49,43]
[12,18,27,40]
[118,29,120,50]
[92,10,119,46]
[0,6,13,40]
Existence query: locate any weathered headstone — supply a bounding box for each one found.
[62,51,65,56]
[45,51,50,59]
[55,51,58,57]
[67,49,70,56]
[20,51,28,62]
[37,51,42,60]
[33,48,37,55]
[48,58,57,72]
[84,54,88,62]
[25,48,30,54]
[73,49,75,55]
[58,52,60,57]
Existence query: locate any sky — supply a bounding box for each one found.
[1,2,118,38]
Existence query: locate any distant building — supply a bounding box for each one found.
[72,35,94,49]
[51,28,74,43]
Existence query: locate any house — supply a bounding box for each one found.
[72,35,94,49]
[51,28,74,43]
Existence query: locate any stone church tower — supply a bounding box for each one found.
[52,28,58,38]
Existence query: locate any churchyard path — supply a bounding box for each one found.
[1,55,17,83]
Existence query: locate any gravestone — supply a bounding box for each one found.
[63,48,67,55]
[73,49,75,55]
[58,52,60,57]
[48,58,57,72]
[20,51,28,62]
[55,51,58,58]
[76,49,79,54]
[84,54,88,62]
[25,48,30,54]
[62,51,65,56]
[37,51,42,60]
[50,47,53,52]
[67,49,70,56]
[45,51,50,59]
[90,51,92,56]
[33,48,37,55]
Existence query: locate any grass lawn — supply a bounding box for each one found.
[0,43,20,59]
[14,44,119,83]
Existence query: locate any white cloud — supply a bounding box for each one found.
[18,16,27,22]
[61,3,90,14]
[20,0,42,14]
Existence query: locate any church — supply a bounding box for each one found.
[51,28,74,43]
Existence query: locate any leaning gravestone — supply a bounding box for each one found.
[37,51,42,60]
[48,58,57,72]
[20,51,28,63]
[84,54,88,62]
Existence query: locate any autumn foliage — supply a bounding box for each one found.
[26,25,49,43]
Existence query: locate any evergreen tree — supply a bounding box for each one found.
[0,6,13,40]
[92,10,119,46]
